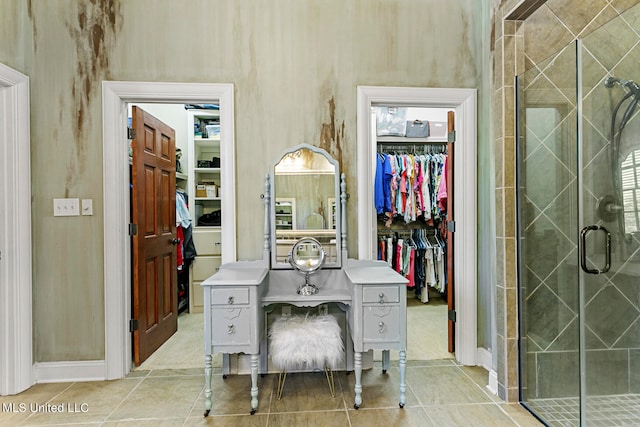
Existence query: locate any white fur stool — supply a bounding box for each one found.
[269,314,344,399]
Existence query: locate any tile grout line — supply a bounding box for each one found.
[98,370,151,426]
[18,382,77,426]
[182,379,206,427]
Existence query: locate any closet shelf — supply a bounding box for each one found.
[376,136,447,144]
[194,136,220,142]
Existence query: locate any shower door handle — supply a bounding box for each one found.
[580,225,611,274]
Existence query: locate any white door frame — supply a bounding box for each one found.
[102,81,236,379]
[356,86,478,366]
[0,63,33,395]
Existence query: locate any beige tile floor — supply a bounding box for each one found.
[0,293,543,426]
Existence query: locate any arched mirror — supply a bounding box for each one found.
[270,144,341,268]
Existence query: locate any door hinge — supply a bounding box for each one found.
[127,127,136,140]
[129,319,138,332]
[448,220,456,232]
[129,223,138,236]
[448,309,456,322]
[447,130,456,143]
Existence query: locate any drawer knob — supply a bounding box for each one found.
[228,296,234,304]
[378,321,385,333]
[379,293,385,304]
[227,324,235,334]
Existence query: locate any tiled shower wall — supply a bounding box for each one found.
[493,0,640,402]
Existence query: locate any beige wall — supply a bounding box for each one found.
[0,0,492,363]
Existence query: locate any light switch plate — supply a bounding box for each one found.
[81,199,93,216]
[53,198,80,216]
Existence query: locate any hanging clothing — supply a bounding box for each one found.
[176,191,192,228]
[437,155,448,213]
[374,153,385,214]
[374,150,447,227]
[176,226,184,267]
[176,190,197,269]
[395,238,403,274]
[423,247,436,302]
[374,145,449,303]
[435,246,446,293]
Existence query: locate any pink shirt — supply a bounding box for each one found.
[437,155,448,212]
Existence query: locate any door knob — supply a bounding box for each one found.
[170,238,181,245]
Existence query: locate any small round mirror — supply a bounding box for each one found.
[288,237,325,295]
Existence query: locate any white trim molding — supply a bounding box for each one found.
[356,86,478,366]
[33,361,105,384]
[102,81,236,379]
[0,63,33,395]
[477,346,498,395]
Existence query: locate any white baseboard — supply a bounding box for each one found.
[477,347,492,371]
[33,360,106,384]
[487,369,498,396]
[476,347,498,396]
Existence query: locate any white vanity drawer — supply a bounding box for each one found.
[191,256,221,281]
[211,307,251,346]
[211,287,250,306]
[193,229,222,256]
[362,286,400,304]
[363,305,400,343]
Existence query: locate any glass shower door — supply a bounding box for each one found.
[579,10,640,424]
[518,4,640,425]
[517,41,581,425]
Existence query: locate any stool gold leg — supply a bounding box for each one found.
[324,365,336,398]
[276,371,287,400]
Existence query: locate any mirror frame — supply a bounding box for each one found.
[288,237,326,273]
[269,143,341,269]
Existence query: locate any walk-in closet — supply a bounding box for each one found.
[373,106,455,357]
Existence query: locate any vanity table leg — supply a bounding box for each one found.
[354,351,363,409]
[382,349,390,374]
[204,354,213,417]
[250,354,259,415]
[399,350,406,408]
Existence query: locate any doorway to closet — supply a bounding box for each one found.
[374,106,455,360]
[102,82,236,379]
[356,86,478,366]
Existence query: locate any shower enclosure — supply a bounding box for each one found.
[517,4,640,425]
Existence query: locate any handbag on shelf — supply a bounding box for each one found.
[405,120,429,138]
[198,210,221,226]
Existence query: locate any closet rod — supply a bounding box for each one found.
[377,142,447,154]
[377,227,440,235]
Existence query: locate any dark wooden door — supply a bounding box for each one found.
[131,106,178,365]
[446,110,455,353]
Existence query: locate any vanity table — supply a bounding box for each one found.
[201,144,408,416]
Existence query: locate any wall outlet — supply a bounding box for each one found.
[53,198,80,216]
